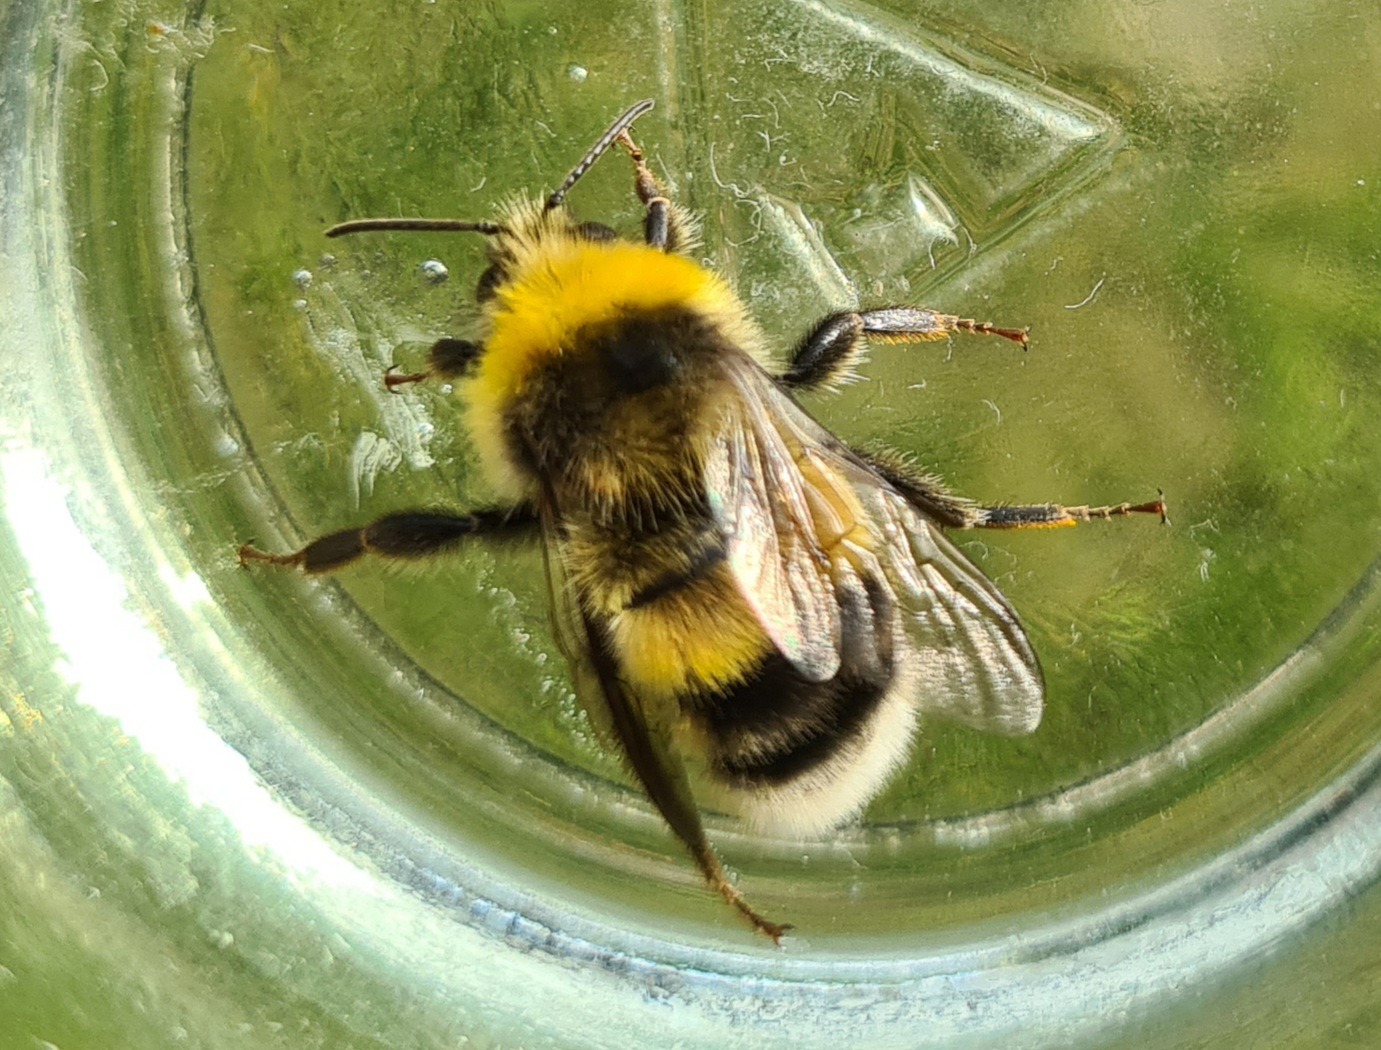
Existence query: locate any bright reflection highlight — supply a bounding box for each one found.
[0,447,373,892]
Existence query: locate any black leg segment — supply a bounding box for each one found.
[780,312,867,391]
[386,337,482,390]
[780,307,1030,392]
[239,505,538,575]
[616,129,690,253]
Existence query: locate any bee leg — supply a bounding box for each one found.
[853,448,983,527]
[780,312,868,391]
[238,505,537,574]
[385,337,481,391]
[972,493,1170,529]
[781,308,1029,392]
[615,129,691,253]
[699,848,794,945]
[860,449,1169,529]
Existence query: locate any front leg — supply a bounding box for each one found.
[384,337,482,390]
[616,129,694,253]
[780,308,1029,392]
[239,505,537,574]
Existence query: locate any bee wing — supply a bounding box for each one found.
[704,375,846,683]
[537,497,720,883]
[859,483,1044,735]
[576,604,720,876]
[714,356,1044,735]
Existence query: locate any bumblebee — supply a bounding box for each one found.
[241,100,1166,942]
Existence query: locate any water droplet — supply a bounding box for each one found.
[420,259,449,284]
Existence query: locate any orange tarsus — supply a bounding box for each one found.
[707,868,792,945]
[385,364,429,391]
[237,542,300,569]
[1142,490,1171,525]
[956,318,1030,345]
[1068,492,1170,526]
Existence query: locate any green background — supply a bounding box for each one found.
[1,0,1378,1046]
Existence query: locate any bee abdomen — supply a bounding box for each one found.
[696,652,893,787]
[626,534,728,609]
[689,575,897,788]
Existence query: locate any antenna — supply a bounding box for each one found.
[544,99,656,212]
[325,218,505,238]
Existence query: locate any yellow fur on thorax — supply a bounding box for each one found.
[462,239,748,496]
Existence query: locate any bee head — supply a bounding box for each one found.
[477,245,734,464]
[473,207,622,304]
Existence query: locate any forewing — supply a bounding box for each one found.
[714,356,1043,735]
[704,379,844,682]
[537,501,718,878]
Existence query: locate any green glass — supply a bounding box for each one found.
[2,0,1378,1046]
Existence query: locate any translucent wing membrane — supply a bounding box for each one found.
[704,406,843,682]
[860,485,1044,734]
[537,494,710,855]
[712,356,1045,736]
[538,493,790,941]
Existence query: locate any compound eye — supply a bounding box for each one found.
[573,221,618,243]
[475,264,504,302]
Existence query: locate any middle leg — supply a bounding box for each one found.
[780,308,1029,393]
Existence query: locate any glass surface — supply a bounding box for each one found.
[2,0,1378,1046]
